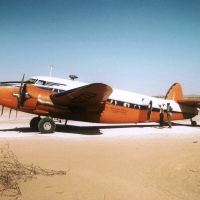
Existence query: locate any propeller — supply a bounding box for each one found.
[13,74,25,118]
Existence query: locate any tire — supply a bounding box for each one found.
[38,118,56,134]
[30,117,41,131]
[191,121,197,126]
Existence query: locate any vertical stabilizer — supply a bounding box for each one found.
[165,83,183,101]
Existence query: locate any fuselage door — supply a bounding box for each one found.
[139,98,152,122]
[146,100,152,121]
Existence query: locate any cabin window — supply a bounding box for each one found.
[52,89,59,93]
[134,105,140,109]
[109,100,113,104]
[109,100,117,105]
[124,103,130,107]
[46,82,54,86]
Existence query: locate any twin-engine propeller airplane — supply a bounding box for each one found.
[0,75,199,133]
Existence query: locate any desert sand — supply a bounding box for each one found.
[0,109,200,200]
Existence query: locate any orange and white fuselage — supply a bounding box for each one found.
[0,76,198,125]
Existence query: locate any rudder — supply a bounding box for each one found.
[165,83,183,101]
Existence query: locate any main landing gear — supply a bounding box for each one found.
[30,117,56,133]
[190,119,197,126]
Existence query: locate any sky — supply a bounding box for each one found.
[0,0,200,96]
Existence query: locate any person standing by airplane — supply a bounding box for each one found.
[167,103,173,128]
[159,104,164,128]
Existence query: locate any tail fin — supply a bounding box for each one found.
[165,83,183,101]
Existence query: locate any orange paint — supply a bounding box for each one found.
[0,86,18,109]
[165,83,183,101]
[0,84,198,125]
[100,102,140,123]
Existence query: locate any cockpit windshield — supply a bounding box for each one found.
[26,78,67,87]
[26,78,37,84]
[37,80,46,85]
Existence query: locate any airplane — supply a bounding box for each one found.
[0,75,199,133]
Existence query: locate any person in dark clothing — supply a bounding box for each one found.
[167,102,172,128]
[159,104,164,128]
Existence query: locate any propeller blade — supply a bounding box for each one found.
[15,74,25,118]
[19,74,25,95]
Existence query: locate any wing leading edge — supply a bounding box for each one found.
[50,83,113,111]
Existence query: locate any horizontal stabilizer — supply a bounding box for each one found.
[177,99,200,108]
[165,83,183,101]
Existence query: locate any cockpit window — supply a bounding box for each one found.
[26,78,37,84]
[37,80,46,85]
[26,78,67,87]
[46,82,66,86]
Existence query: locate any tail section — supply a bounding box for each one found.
[165,83,183,101]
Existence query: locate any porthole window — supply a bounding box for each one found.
[124,103,130,107]
[134,105,140,109]
[109,100,117,105]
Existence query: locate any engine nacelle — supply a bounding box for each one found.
[21,84,55,110]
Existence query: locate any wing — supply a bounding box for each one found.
[50,83,113,111]
[177,99,200,108]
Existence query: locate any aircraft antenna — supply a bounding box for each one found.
[50,65,55,77]
[69,75,78,81]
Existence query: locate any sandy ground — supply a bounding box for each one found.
[0,109,200,200]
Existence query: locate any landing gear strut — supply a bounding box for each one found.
[190,119,197,126]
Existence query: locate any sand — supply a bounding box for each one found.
[0,109,200,200]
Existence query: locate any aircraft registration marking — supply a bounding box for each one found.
[110,107,128,115]
[71,92,97,103]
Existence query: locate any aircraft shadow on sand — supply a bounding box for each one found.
[0,124,153,135]
[171,122,200,127]
[0,125,103,135]
[0,121,199,135]
[0,122,160,135]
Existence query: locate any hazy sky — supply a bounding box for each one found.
[0,0,200,95]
